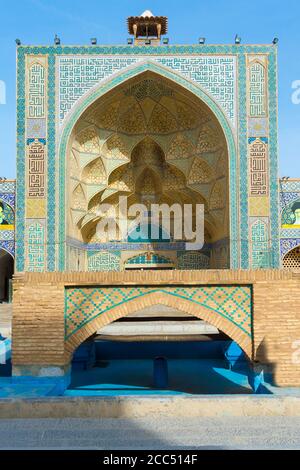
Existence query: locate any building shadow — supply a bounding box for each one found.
[255,337,276,387]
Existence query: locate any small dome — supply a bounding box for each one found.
[141,10,154,18]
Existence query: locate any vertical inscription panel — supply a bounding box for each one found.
[25,55,48,270]
[27,59,46,118]
[27,139,46,198]
[249,137,269,196]
[248,59,267,118]
[247,56,271,267]
[25,219,46,272]
[250,218,270,268]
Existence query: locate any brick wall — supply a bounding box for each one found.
[12,274,65,366]
[252,278,300,386]
[12,270,300,386]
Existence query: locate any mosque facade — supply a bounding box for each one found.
[1,12,300,390]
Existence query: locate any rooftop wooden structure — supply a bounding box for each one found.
[127,10,168,43]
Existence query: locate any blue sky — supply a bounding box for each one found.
[0,0,300,178]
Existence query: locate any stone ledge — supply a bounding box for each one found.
[1,395,300,418]
[13,269,300,286]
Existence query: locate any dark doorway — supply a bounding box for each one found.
[0,249,14,302]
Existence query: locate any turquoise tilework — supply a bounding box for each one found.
[87,250,121,271]
[280,192,300,210]
[0,181,16,209]
[16,47,26,271]
[15,44,279,272]
[58,56,237,126]
[0,202,14,225]
[268,52,280,267]
[0,181,15,257]
[279,177,300,260]
[126,253,172,265]
[251,219,269,268]
[47,54,56,271]
[238,54,249,268]
[65,285,252,340]
[280,238,300,257]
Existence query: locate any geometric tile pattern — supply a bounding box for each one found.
[65,285,252,339]
[26,198,46,218]
[177,251,210,269]
[280,192,300,210]
[0,230,14,240]
[280,238,300,257]
[0,180,15,257]
[249,196,269,217]
[0,181,15,193]
[280,180,300,192]
[58,56,237,126]
[0,180,15,210]
[125,252,173,266]
[27,118,47,139]
[268,53,280,267]
[248,117,268,137]
[251,218,269,268]
[281,229,300,239]
[87,251,120,272]
[0,201,14,225]
[16,47,27,269]
[238,53,248,268]
[279,179,300,262]
[0,192,15,210]
[281,204,296,226]
[47,53,56,271]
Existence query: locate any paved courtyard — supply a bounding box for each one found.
[0,416,300,449]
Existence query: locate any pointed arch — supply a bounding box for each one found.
[65,289,252,360]
[59,61,238,270]
[282,244,300,270]
[0,244,15,259]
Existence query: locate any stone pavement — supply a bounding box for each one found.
[0,416,300,449]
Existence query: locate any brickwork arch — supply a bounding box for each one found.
[64,288,252,361]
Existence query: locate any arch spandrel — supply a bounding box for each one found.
[64,285,252,359]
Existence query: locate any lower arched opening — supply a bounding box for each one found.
[65,305,261,396]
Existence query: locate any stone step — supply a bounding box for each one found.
[97,320,219,337]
